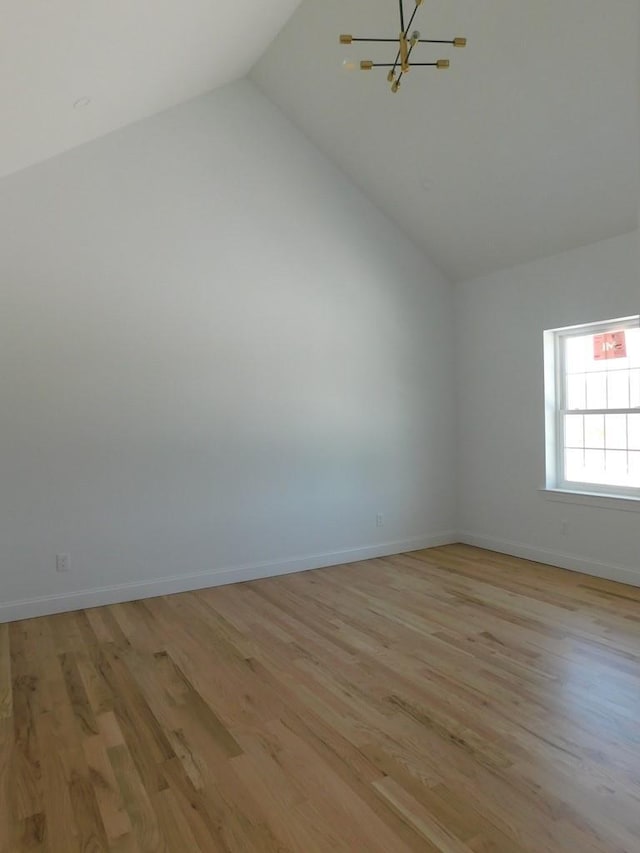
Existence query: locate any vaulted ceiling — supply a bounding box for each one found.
[0,0,302,179]
[253,0,639,281]
[1,1,637,283]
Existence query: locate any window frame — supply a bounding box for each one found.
[548,315,640,501]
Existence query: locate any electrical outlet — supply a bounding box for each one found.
[56,554,70,572]
[376,513,384,528]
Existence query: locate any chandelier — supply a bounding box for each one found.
[340,0,467,93]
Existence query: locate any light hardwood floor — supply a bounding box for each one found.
[2,544,640,852]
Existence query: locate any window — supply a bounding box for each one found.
[545,316,640,499]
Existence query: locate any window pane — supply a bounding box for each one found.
[607,370,630,409]
[630,451,640,481]
[565,335,589,374]
[604,450,628,484]
[583,449,606,481]
[631,369,640,409]
[627,327,640,367]
[629,414,640,451]
[564,449,585,482]
[584,335,603,373]
[566,374,586,410]
[564,414,584,448]
[585,372,607,408]
[604,413,627,450]
[584,414,605,449]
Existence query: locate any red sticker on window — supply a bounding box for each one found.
[593,331,627,360]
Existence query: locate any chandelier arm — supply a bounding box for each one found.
[399,0,405,33]
[390,46,402,77]
[402,3,420,39]
[372,61,442,67]
[350,37,459,45]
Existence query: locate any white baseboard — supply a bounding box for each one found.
[457,531,640,588]
[0,531,457,624]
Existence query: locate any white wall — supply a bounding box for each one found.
[0,80,456,621]
[455,231,640,584]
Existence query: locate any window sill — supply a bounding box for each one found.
[540,488,640,512]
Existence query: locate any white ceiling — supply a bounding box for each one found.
[253,0,639,281]
[0,0,302,179]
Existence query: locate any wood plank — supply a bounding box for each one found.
[82,733,132,844]
[0,623,12,720]
[109,743,167,853]
[373,776,468,852]
[0,718,13,853]
[9,622,44,821]
[35,712,80,853]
